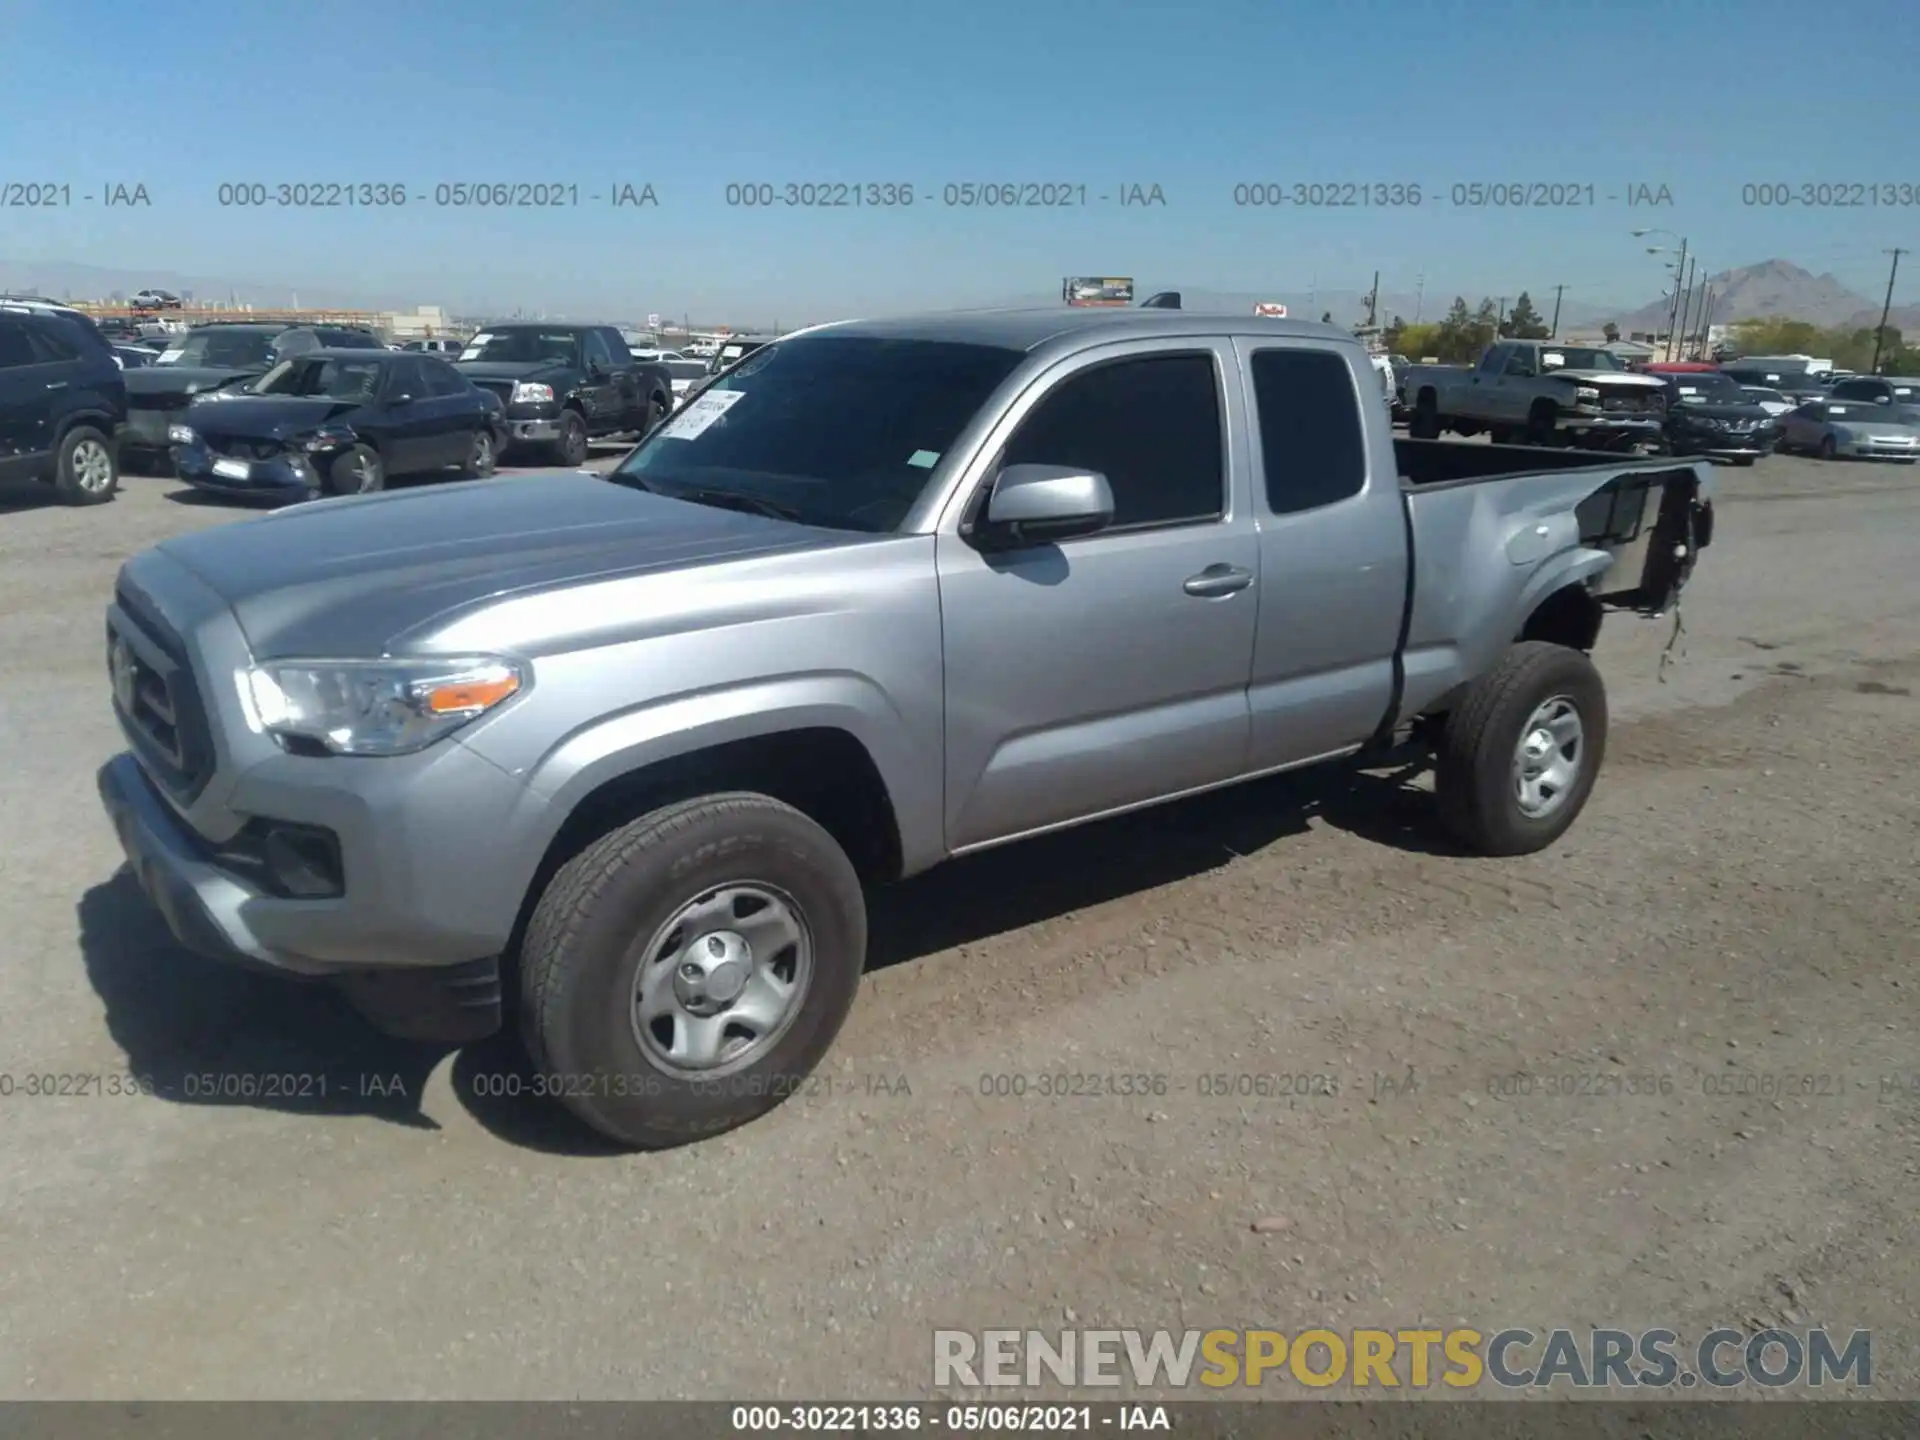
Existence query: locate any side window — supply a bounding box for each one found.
[1250,349,1368,515]
[388,357,430,397]
[598,328,632,363]
[1479,346,1506,374]
[1830,379,1877,401]
[999,354,1223,530]
[582,330,614,369]
[0,319,39,369]
[1504,348,1535,376]
[424,359,469,396]
[27,320,81,363]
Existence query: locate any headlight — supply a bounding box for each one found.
[241,657,527,756]
[300,424,357,453]
[167,423,195,444]
[510,381,555,404]
[1575,386,1601,403]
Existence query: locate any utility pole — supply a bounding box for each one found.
[1495,296,1507,339]
[1871,248,1906,374]
[1366,270,1380,328]
[1549,283,1565,339]
[1662,237,1688,360]
[1692,283,1714,358]
[1676,258,1697,361]
[1413,273,1425,324]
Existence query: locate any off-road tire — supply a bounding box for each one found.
[1435,641,1608,857]
[520,793,867,1149]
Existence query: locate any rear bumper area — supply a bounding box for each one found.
[97,754,504,1042]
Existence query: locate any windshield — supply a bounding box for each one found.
[611,335,1025,533]
[664,359,708,381]
[1539,347,1623,372]
[252,356,386,400]
[1742,388,1788,404]
[160,329,279,369]
[460,329,582,365]
[1664,372,1743,401]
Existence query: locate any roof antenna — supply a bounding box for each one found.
[1140,291,1182,309]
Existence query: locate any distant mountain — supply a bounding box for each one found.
[987,285,1607,327]
[1606,259,1913,332]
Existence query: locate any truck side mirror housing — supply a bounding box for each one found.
[976,464,1114,547]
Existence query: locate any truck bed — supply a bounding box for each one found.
[1386,437,1716,726]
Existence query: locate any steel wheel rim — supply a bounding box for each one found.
[473,432,493,469]
[350,454,379,492]
[1512,695,1583,819]
[630,883,814,1078]
[72,439,113,491]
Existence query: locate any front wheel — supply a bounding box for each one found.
[549,410,589,467]
[325,444,385,496]
[1408,398,1441,440]
[1817,435,1837,460]
[50,425,118,505]
[463,428,498,478]
[1435,642,1608,857]
[519,793,868,1149]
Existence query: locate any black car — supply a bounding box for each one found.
[168,349,507,502]
[1655,370,1782,464]
[456,323,672,465]
[121,321,387,468]
[0,304,126,504]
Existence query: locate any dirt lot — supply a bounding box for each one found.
[0,449,1915,1400]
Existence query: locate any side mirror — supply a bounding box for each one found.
[977,463,1114,547]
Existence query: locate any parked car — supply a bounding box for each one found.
[1645,365,1782,464]
[1825,374,1920,408]
[456,323,672,465]
[662,357,708,401]
[1738,386,1796,418]
[95,308,1715,1148]
[129,290,183,311]
[120,322,387,468]
[1777,397,1920,461]
[0,304,126,504]
[1720,364,1829,405]
[167,349,508,502]
[1403,340,1668,448]
[400,338,466,356]
[112,344,159,369]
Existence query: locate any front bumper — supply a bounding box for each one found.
[98,750,515,1041]
[171,438,322,500]
[1557,414,1663,436]
[501,406,565,444]
[1837,438,1920,460]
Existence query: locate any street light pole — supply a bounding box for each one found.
[1633,229,1687,360]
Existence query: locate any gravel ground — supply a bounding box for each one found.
[0,448,1915,1401]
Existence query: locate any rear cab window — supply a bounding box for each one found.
[1248,349,1368,515]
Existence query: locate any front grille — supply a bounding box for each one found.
[1602,393,1658,413]
[473,379,515,405]
[108,587,215,801]
[201,434,281,461]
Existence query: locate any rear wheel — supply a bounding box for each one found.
[1524,402,1559,447]
[519,793,868,1149]
[49,426,118,505]
[1435,642,1607,857]
[325,444,385,496]
[1409,394,1441,440]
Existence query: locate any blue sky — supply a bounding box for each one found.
[2,0,1915,323]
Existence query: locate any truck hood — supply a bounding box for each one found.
[183,394,363,438]
[456,361,572,383]
[151,471,852,658]
[1543,370,1668,389]
[125,365,257,398]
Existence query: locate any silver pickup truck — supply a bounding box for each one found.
[97,310,1714,1148]
[1405,340,1669,449]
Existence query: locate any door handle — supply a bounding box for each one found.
[45,381,69,390]
[1183,564,1253,598]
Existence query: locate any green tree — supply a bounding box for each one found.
[1395,322,1444,360]
[1501,291,1550,340]
[1433,297,1478,363]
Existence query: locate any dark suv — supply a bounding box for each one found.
[0,304,127,505]
[121,322,386,468]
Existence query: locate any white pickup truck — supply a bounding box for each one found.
[1404,341,1669,450]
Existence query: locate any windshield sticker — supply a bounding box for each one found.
[658,388,747,440]
[1829,406,1850,415]
[907,450,940,468]
[1678,386,1697,394]
[1542,352,1565,367]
